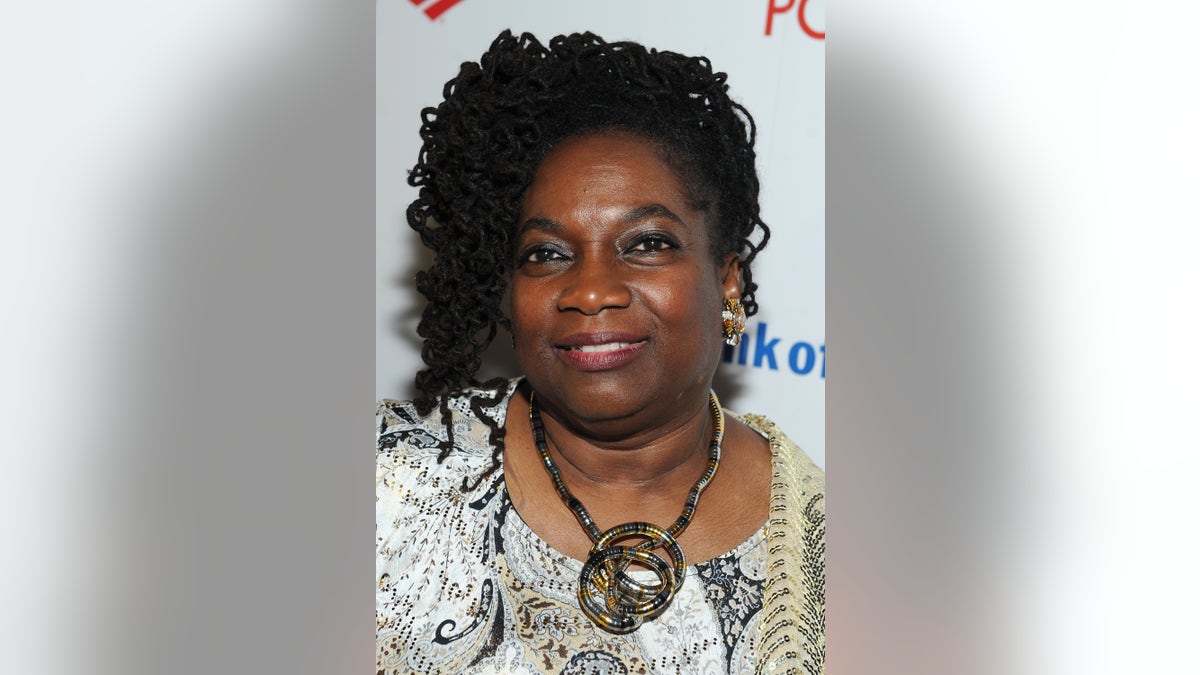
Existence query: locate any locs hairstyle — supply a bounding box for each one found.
[404,30,770,488]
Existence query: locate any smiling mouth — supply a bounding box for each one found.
[569,342,633,353]
[554,336,648,371]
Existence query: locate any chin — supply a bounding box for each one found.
[526,372,633,417]
[535,373,714,432]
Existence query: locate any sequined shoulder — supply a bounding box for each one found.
[734,413,826,675]
[377,391,503,457]
[376,382,519,672]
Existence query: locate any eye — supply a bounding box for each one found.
[516,244,569,267]
[626,233,680,254]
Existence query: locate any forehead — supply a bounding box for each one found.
[521,132,693,218]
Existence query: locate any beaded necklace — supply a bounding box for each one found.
[528,391,724,634]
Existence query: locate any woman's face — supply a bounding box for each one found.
[512,132,740,430]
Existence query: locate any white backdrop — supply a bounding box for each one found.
[377,0,825,467]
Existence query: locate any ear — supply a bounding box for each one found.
[719,254,742,301]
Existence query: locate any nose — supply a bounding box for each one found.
[556,256,631,315]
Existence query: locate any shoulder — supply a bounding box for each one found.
[376,384,521,659]
[734,413,826,673]
[376,380,520,461]
[732,412,825,540]
[376,380,519,496]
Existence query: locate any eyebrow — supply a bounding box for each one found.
[622,204,687,227]
[515,217,561,238]
[515,204,688,238]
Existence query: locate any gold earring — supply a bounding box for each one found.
[722,297,747,347]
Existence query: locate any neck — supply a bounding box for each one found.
[532,389,716,493]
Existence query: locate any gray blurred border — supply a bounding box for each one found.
[93,4,376,674]
[828,35,1018,675]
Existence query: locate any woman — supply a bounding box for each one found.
[377,31,824,674]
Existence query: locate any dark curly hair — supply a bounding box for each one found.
[404,30,770,489]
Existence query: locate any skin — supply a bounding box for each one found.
[502,131,772,564]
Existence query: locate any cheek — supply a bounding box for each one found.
[646,274,724,336]
[664,264,724,309]
[508,280,551,342]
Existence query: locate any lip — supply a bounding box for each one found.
[554,331,649,372]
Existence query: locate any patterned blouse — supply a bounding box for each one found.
[377,381,825,674]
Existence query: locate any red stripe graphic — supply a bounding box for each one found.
[411,0,466,20]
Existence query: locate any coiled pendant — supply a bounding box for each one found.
[577,522,686,634]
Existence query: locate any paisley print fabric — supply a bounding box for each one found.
[377,381,824,674]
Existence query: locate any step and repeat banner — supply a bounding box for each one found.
[377,0,825,466]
